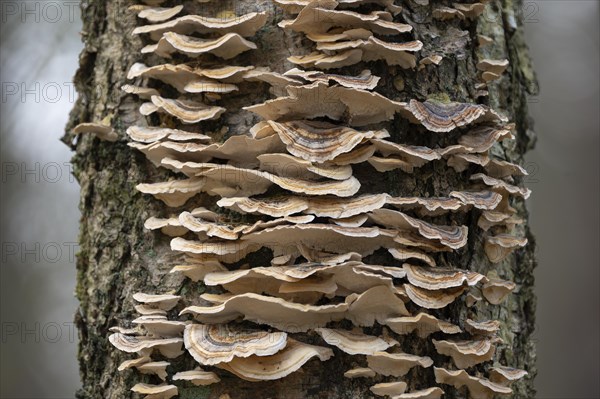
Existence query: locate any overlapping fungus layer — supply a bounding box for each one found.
[107,1,530,398]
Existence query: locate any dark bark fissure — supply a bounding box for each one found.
[65,0,538,398]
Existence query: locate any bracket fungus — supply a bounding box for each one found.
[434,367,513,399]
[367,352,434,377]
[393,387,445,399]
[370,381,408,397]
[172,369,221,386]
[383,313,461,338]
[111,0,532,394]
[344,367,377,379]
[433,338,500,368]
[131,383,178,399]
[72,122,118,142]
[184,324,288,365]
[217,340,334,381]
[315,327,397,355]
[489,366,529,386]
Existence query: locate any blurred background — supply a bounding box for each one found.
[0,1,598,398]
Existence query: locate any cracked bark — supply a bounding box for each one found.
[64,1,538,398]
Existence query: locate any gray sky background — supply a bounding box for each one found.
[0,1,598,398]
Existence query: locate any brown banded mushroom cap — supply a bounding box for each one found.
[432,338,499,368]
[403,264,486,290]
[391,387,444,399]
[108,333,184,358]
[432,7,465,20]
[315,328,397,355]
[434,367,512,399]
[402,100,507,133]
[153,135,286,169]
[478,34,494,46]
[289,49,365,70]
[132,316,187,337]
[170,259,227,282]
[346,285,410,326]
[279,6,412,36]
[133,12,268,39]
[370,381,408,397]
[170,238,250,261]
[482,277,517,304]
[136,5,183,23]
[486,159,528,179]
[367,352,433,377]
[121,84,159,99]
[388,247,436,267]
[305,195,389,218]
[484,234,528,263]
[217,339,334,381]
[284,68,381,90]
[204,261,394,298]
[180,293,349,332]
[178,212,246,240]
[383,313,461,338]
[257,153,353,181]
[130,383,178,399]
[118,356,151,371]
[275,0,403,14]
[244,82,406,126]
[331,214,369,227]
[419,54,443,68]
[453,3,486,18]
[133,292,181,310]
[132,293,181,311]
[217,194,388,219]
[386,196,463,217]
[184,324,288,365]
[149,32,258,59]
[72,122,118,142]
[141,96,225,124]
[466,291,483,307]
[465,319,501,336]
[135,305,168,316]
[370,209,469,250]
[173,369,221,386]
[240,224,396,258]
[489,366,528,386]
[268,120,388,163]
[470,173,531,199]
[126,125,211,143]
[127,62,201,92]
[217,196,309,217]
[476,59,509,75]
[438,125,515,156]
[197,165,361,198]
[447,153,490,172]
[404,284,466,309]
[361,37,423,68]
[184,79,239,94]
[449,190,503,210]
[344,367,377,379]
[136,361,170,381]
[144,216,188,237]
[371,139,441,165]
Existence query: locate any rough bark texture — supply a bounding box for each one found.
[64,0,538,398]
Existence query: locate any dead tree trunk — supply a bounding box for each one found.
[64,0,538,398]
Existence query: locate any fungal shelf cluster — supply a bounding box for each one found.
[99,0,531,398]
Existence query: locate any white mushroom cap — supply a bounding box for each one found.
[130,383,178,399]
[172,369,221,386]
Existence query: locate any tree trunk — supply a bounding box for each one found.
[64,0,538,398]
